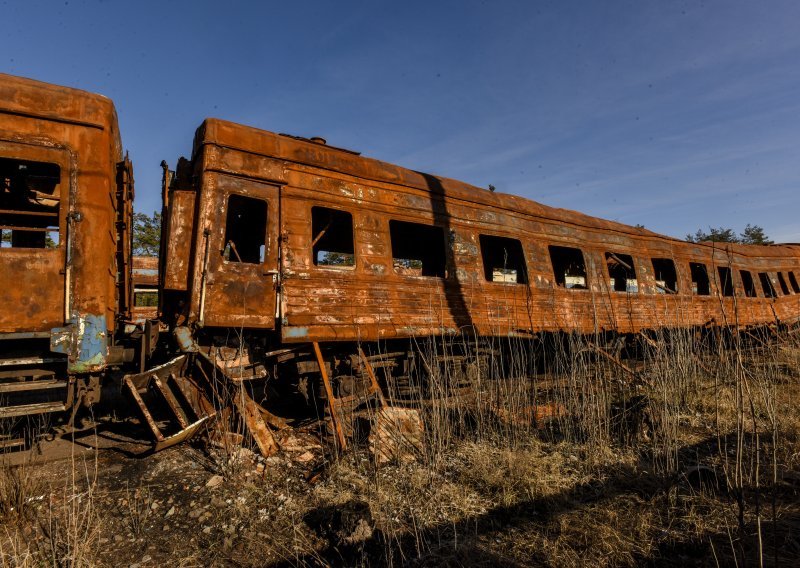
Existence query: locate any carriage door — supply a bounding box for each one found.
[0,142,68,332]
[202,173,280,329]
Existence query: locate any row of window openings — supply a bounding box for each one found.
[224,199,800,297]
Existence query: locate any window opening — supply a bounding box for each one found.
[134,289,158,307]
[689,262,709,296]
[788,271,800,294]
[0,157,61,249]
[758,272,776,298]
[222,194,267,264]
[312,206,355,267]
[479,234,527,283]
[389,220,446,277]
[651,258,678,294]
[740,270,757,298]
[717,267,734,297]
[549,245,587,289]
[605,252,638,293]
[777,272,791,295]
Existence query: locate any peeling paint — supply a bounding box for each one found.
[50,314,108,373]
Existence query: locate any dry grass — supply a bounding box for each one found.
[1,447,100,568]
[1,324,798,566]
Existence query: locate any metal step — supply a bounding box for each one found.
[0,437,25,450]
[0,401,66,419]
[0,368,55,381]
[0,356,65,367]
[122,355,214,452]
[0,380,65,393]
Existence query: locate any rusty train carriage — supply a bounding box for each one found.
[0,74,138,430]
[1,73,799,452]
[151,118,800,451]
[161,118,800,344]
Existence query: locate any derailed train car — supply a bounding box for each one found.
[149,118,800,449]
[0,74,146,438]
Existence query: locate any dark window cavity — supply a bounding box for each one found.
[651,258,678,294]
[605,252,638,293]
[740,270,758,298]
[389,220,446,277]
[717,267,734,297]
[777,272,791,295]
[312,206,355,267]
[689,262,710,296]
[759,272,776,298]
[549,245,587,289]
[479,234,527,284]
[0,157,61,249]
[222,194,267,264]
[789,271,800,294]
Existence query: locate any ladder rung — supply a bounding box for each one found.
[0,357,64,367]
[0,401,66,419]
[0,380,65,393]
[0,368,55,380]
[0,437,25,449]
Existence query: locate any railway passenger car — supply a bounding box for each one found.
[153,118,800,443]
[160,119,800,343]
[0,74,139,433]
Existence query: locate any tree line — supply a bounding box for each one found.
[685,224,773,245]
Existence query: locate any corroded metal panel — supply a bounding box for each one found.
[0,74,125,342]
[132,256,158,286]
[192,171,280,329]
[0,74,130,378]
[0,141,69,331]
[162,189,195,291]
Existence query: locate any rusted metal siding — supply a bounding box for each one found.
[131,256,158,322]
[162,189,196,291]
[132,256,159,286]
[0,141,70,331]
[0,74,124,338]
[174,118,800,342]
[0,74,131,376]
[191,171,280,329]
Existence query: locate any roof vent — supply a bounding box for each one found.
[309,136,327,145]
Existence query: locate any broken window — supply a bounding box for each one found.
[788,271,800,294]
[740,270,758,298]
[549,245,587,289]
[777,272,791,295]
[758,272,776,298]
[479,234,527,283]
[717,267,734,297]
[389,220,446,277]
[312,206,355,267]
[0,157,61,249]
[134,289,158,307]
[222,194,267,264]
[651,258,678,294]
[605,252,638,293]
[689,262,710,296]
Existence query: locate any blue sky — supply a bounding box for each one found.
[2,0,799,242]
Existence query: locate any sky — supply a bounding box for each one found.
[2,0,799,242]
